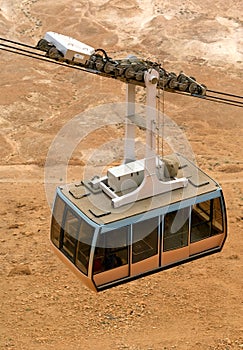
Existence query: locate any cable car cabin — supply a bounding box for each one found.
[50,154,227,292]
[50,71,227,292]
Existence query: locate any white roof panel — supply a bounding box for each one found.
[44,31,95,56]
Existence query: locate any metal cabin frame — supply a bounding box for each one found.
[51,184,227,292]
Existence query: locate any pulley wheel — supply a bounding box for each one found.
[168,78,178,89]
[47,47,63,60]
[104,62,115,73]
[124,67,136,79]
[178,82,188,91]
[36,39,50,52]
[135,70,144,81]
[95,59,105,71]
[178,75,189,91]
[189,82,199,94]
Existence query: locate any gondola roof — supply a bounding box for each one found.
[60,154,221,226]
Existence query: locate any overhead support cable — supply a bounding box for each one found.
[0,37,242,108]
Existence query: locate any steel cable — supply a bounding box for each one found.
[1,37,242,108]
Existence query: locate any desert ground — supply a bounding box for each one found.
[0,1,242,349]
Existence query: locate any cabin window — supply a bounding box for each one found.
[190,198,224,243]
[62,209,80,261]
[132,217,158,263]
[75,220,95,275]
[93,226,129,274]
[212,197,224,234]
[58,206,95,276]
[163,208,189,251]
[51,195,65,248]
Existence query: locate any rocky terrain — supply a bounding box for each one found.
[0,1,242,349]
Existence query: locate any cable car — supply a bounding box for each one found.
[50,70,227,292]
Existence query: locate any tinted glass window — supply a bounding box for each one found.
[76,220,95,275]
[163,208,189,251]
[132,217,158,263]
[51,195,65,248]
[93,226,129,274]
[212,197,224,234]
[62,209,80,261]
[191,198,223,243]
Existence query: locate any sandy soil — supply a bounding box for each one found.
[0,1,242,349]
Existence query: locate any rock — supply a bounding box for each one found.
[8,222,25,229]
[8,264,32,277]
[8,224,20,229]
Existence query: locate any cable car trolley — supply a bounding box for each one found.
[50,66,227,292]
[0,31,230,292]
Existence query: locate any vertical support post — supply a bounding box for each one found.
[124,83,136,164]
[144,69,160,173]
[90,68,188,209]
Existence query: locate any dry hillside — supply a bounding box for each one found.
[0,1,242,349]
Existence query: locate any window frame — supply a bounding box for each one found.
[190,197,224,244]
[162,207,190,252]
[50,195,66,248]
[93,225,130,275]
[75,218,96,276]
[131,216,159,264]
[51,191,98,276]
[61,207,81,262]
